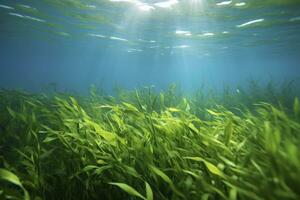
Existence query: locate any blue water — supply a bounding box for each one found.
[0,0,300,92]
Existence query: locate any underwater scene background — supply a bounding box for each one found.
[1,0,300,91]
[1,0,300,200]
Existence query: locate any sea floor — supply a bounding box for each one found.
[0,84,300,200]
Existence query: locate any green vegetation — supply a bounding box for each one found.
[0,82,300,200]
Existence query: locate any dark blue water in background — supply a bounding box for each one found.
[0,0,300,93]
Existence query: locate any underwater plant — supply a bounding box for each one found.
[0,82,300,200]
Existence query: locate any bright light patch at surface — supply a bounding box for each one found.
[138,39,156,43]
[127,48,143,53]
[9,12,24,18]
[235,2,246,7]
[109,36,129,42]
[0,4,14,9]
[8,12,46,23]
[175,30,192,36]
[173,45,190,49]
[200,32,215,37]
[154,0,179,9]
[88,34,129,42]
[9,12,46,23]
[88,34,106,38]
[25,16,46,23]
[110,0,155,12]
[216,1,232,6]
[137,3,155,11]
[237,19,265,28]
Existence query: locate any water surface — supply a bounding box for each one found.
[0,0,300,92]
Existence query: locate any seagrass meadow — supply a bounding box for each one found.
[1,0,300,200]
[1,83,300,200]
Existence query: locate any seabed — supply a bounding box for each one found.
[1,83,300,200]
